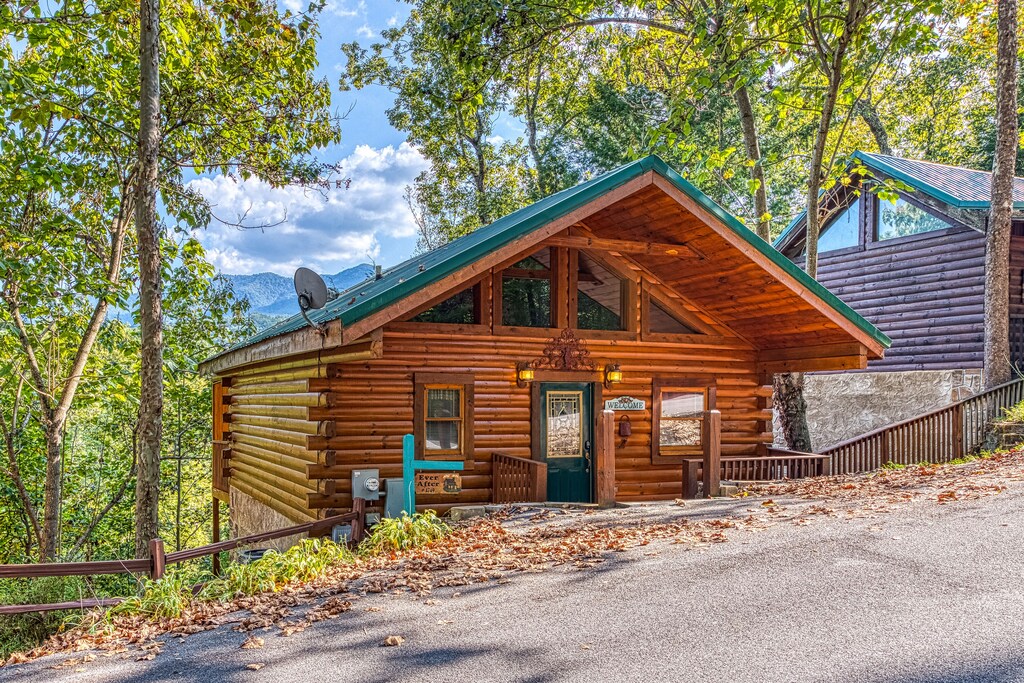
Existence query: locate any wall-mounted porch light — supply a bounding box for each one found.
[516,362,536,388]
[604,363,623,388]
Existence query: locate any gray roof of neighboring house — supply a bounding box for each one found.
[774,151,1024,249]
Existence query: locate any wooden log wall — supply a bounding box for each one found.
[787,226,986,371]
[1009,236,1024,366]
[222,360,342,523]
[308,330,768,510]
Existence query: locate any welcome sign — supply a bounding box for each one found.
[605,396,646,411]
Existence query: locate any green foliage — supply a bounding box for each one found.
[358,511,452,556]
[112,573,194,620]
[996,400,1024,423]
[0,577,96,660]
[197,539,353,602]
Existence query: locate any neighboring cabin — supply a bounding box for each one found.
[775,152,1024,448]
[199,156,888,534]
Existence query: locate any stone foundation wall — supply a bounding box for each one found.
[228,487,306,553]
[774,369,983,452]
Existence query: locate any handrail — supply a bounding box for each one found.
[820,377,1024,455]
[0,505,367,615]
[493,452,547,504]
[815,376,1024,475]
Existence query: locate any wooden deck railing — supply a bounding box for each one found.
[0,502,366,616]
[492,452,547,503]
[821,377,1024,475]
[682,450,831,498]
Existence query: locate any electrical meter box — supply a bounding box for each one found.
[351,468,381,502]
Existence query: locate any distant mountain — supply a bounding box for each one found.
[225,264,375,322]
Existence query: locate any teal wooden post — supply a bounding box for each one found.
[401,433,465,515]
[403,434,416,514]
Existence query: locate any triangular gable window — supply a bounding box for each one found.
[648,297,699,335]
[576,252,625,331]
[410,285,479,325]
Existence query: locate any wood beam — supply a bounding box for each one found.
[542,234,699,259]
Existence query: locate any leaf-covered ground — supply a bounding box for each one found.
[5,448,1023,672]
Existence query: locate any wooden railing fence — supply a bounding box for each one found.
[0,501,366,616]
[821,377,1024,474]
[682,449,830,498]
[492,453,547,503]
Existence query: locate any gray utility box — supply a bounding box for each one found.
[383,478,405,518]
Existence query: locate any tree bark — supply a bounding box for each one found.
[773,372,813,452]
[733,83,771,241]
[855,98,892,156]
[134,0,164,558]
[983,0,1019,389]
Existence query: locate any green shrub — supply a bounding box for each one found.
[358,511,451,556]
[111,572,193,619]
[198,538,352,602]
[880,461,906,470]
[996,400,1024,423]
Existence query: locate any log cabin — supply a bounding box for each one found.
[199,155,889,533]
[774,152,1024,448]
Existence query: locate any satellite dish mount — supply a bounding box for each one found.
[294,267,337,335]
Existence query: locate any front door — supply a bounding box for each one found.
[539,382,593,503]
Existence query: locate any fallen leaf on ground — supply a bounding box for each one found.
[246,663,265,671]
[382,635,405,647]
[241,637,265,650]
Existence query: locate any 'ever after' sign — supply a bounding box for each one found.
[605,396,646,411]
[414,471,463,495]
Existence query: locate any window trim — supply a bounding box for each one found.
[873,193,960,242]
[496,246,557,330]
[570,249,637,336]
[651,377,716,464]
[414,372,475,469]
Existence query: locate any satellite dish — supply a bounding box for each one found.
[294,267,329,312]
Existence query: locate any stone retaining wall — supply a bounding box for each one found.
[774,369,983,452]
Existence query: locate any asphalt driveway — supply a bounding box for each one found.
[4,483,1024,683]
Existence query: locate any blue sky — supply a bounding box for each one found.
[191,0,430,276]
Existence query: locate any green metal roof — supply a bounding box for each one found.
[774,151,1024,249]
[208,155,890,366]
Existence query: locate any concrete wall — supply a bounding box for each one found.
[774,369,983,451]
[228,487,306,553]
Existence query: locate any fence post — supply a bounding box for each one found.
[350,497,367,544]
[148,539,165,581]
[212,497,221,577]
[596,410,616,507]
[702,410,722,498]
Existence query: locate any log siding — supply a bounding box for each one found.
[788,225,987,371]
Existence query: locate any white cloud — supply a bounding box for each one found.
[190,143,429,275]
[326,0,365,18]
[356,23,374,38]
[386,13,398,26]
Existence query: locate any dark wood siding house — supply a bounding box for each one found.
[200,156,888,529]
[774,152,1024,448]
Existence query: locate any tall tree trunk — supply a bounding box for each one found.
[775,0,864,452]
[134,0,163,558]
[40,424,64,559]
[983,0,1019,389]
[773,372,812,452]
[733,83,770,241]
